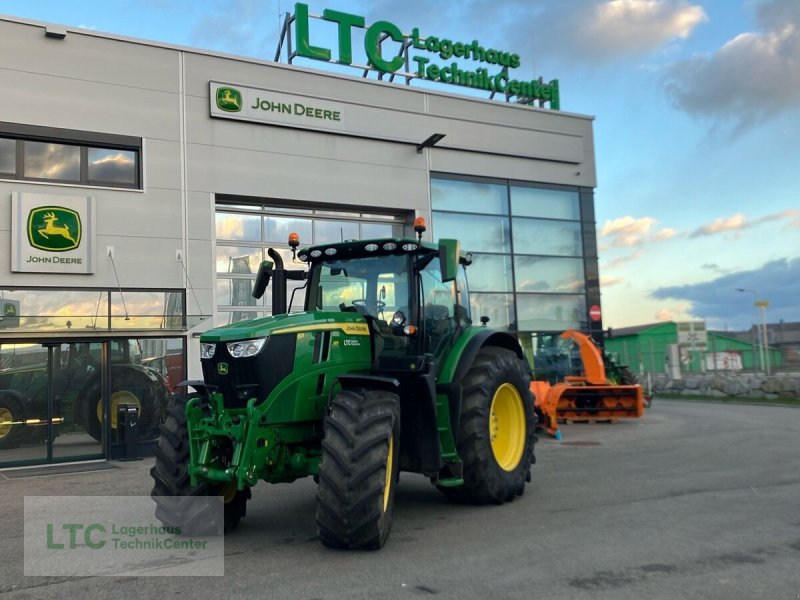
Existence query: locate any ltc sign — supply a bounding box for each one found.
[289,3,560,109]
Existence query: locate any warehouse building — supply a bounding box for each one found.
[0,9,598,465]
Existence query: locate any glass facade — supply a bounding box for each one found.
[431,174,600,373]
[215,201,404,324]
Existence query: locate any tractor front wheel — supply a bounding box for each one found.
[316,387,400,550]
[0,392,26,450]
[439,347,536,504]
[150,393,250,534]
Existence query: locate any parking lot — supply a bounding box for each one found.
[1,399,798,599]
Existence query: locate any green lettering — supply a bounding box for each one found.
[541,84,551,100]
[453,42,464,57]
[322,8,364,65]
[294,103,306,115]
[509,79,520,95]
[84,524,106,549]
[412,55,429,77]
[364,21,405,72]
[494,73,507,93]
[549,79,560,110]
[510,54,521,68]
[46,524,64,549]
[425,36,439,53]
[426,64,440,80]
[332,111,341,121]
[486,49,498,64]
[294,3,330,61]
[411,27,426,50]
[439,39,453,59]
[440,65,453,83]
[314,107,323,118]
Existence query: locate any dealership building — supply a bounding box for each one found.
[0,9,598,466]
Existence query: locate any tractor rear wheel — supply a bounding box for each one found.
[439,347,536,504]
[0,392,26,450]
[150,393,250,534]
[316,387,400,550]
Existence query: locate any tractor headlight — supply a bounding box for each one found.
[200,343,216,359]
[227,338,267,358]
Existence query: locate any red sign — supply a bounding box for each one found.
[589,304,602,321]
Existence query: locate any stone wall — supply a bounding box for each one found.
[636,372,800,399]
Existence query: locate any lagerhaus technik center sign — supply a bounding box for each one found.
[288,3,560,109]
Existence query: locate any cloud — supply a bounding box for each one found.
[689,209,799,238]
[601,274,624,287]
[366,0,706,69]
[651,257,800,328]
[655,308,673,321]
[190,0,279,58]
[600,215,675,248]
[664,0,800,132]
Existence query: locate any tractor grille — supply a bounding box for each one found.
[201,335,296,409]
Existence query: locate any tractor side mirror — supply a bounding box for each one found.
[252,260,274,299]
[438,239,460,283]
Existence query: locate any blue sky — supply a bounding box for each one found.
[2,0,797,331]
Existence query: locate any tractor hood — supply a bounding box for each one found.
[199,311,369,343]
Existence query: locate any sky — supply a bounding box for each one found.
[2,0,798,331]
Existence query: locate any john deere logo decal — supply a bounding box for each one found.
[217,362,229,375]
[216,87,242,112]
[27,207,81,252]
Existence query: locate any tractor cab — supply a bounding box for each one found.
[298,236,472,372]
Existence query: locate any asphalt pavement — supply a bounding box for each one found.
[1,399,798,599]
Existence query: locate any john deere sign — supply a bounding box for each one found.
[11,193,96,274]
[210,82,347,132]
[289,3,559,109]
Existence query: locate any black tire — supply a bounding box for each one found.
[619,366,650,407]
[0,392,27,450]
[316,387,400,550]
[82,365,169,442]
[150,393,250,534]
[439,347,536,504]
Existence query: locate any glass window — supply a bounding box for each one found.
[433,212,510,253]
[516,294,586,331]
[0,138,15,174]
[87,148,137,184]
[315,220,359,244]
[215,212,261,241]
[512,218,582,256]
[110,291,180,329]
[469,293,514,331]
[514,256,585,293]
[432,178,508,215]
[266,216,312,244]
[24,141,80,181]
[215,246,262,274]
[511,186,580,220]
[466,254,514,292]
[361,222,395,238]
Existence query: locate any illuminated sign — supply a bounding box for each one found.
[289,3,559,109]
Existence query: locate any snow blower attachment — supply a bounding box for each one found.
[531,330,645,438]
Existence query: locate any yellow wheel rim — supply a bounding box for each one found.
[489,383,526,471]
[97,392,142,429]
[0,407,13,439]
[220,483,237,504]
[382,434,394,512]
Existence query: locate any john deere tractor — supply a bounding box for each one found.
[151,228,536,549]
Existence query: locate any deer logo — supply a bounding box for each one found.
[27,206,82,252]
[216,87,243,112]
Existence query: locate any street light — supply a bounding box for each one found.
[736,288,770,375]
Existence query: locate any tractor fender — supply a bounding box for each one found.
[439,327,525,386]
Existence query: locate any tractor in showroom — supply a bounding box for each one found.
[151,221,536,549]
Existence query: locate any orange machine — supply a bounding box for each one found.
[531,330,645,438]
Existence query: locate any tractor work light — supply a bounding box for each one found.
[382,242,397,251]
[200,343,216,359]
[364,243,379,252]
[227,338,267,358]
[310,249,322,258]
[402,243,418,251]
[297,251,308,262]
[324,247,337,256]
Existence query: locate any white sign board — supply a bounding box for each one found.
[209,81,347,133]
[11,192,96,274]
[677,321,707,348]
[705,351,743,371]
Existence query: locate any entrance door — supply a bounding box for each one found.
[0,342,104,466]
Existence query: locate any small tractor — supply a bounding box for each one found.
[151,224,537,549]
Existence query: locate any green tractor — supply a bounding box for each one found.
[151,229,536,549]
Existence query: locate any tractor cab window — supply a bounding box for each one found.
[312,254,410,322]
[419,258,457,357]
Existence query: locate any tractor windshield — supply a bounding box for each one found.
[308,254,411,322]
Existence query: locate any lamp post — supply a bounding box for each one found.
[736,288,769,374]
